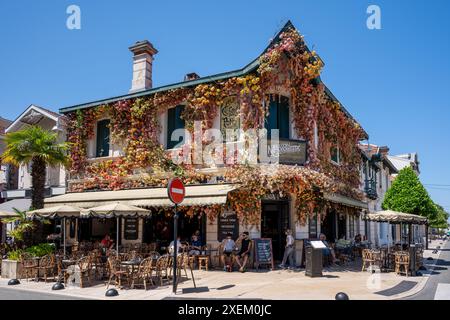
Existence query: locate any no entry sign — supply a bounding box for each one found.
[167,177,185,205]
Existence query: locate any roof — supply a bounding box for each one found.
[387,154,420,174]
[58,21,367,138]
[44,183,236,208]
[6,104,64,133]
[0,198,31,217]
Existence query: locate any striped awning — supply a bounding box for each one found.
[44,184,236,209]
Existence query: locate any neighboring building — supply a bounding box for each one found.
[43,21,371,263]
[0,116,12,243]
[387,153,420,176]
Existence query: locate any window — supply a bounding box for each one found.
[167,105,185,149]
[96,119,110,157]
[265,95,289,139]
[330,146,341,164]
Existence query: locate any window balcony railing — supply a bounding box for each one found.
[364,179,378,200]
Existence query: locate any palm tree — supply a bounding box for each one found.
[1,208,35,243]
[2,125,69,209]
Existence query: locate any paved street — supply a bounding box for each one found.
[0,286,88,300]
[404,239,450,300]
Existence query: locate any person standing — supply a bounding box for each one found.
[279,229,295,269]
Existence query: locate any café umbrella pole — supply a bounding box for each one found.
[116,217,119,256]
[63,217,66,258]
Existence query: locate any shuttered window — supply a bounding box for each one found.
[96,119,110,157]
[265,95,290,139]
[167,105,185,149]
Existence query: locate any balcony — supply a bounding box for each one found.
[364,179,378,200]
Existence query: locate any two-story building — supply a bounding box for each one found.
[0,116,12,243]
[43,21,370,262]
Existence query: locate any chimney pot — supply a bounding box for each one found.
[184,72,200,81]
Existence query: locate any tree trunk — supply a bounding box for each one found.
[31,156,46,210]
[30,157,47,243]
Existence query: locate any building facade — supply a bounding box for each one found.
[44,21,373,263]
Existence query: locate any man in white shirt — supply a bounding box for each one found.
[279,229,295,269]
[169,236,183,255]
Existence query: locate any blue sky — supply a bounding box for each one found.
[1,1,449,212]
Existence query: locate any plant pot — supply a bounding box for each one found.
[1,260,23,279]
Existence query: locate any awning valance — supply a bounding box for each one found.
[44,184,236,209]
[324,193,368,210]
[27,205,83,219]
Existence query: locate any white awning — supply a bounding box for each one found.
[324,193,368,210]
[44,184,236,209]
[0,199,31,217]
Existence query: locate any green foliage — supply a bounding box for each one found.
[1,208,34,241]
[430,204,449,229]
[2,125,69,167]
[7,249,23,261]
[382,167,437,220]
[25,243,55,257]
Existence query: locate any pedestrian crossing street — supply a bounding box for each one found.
[434,283,450,300]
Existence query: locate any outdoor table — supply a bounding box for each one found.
[121,259,141,274]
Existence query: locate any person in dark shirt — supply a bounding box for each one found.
[235,231,252,272]
[189,234,203,255]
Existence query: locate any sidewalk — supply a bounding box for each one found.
[0,239,445,300]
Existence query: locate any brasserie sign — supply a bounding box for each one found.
[267,139,307,165]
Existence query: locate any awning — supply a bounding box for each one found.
[364,210,428,225]
[44,184,237,209]
[81,203,151,218]
[27,205,83,219]
[0,199,31,217]
[324,193,368,210]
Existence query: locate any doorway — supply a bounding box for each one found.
[261,200,290,261]
[321,210,337,242]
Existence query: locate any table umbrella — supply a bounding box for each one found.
[81,203,151,255]
[27,205,83,257]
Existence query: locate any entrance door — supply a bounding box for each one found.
[261,201,289,261]
[321,210,337,242]
[337,213,347,239]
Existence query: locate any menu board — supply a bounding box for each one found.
[253,238,274,270]
[124,218,139,240]
[218,210,239,242]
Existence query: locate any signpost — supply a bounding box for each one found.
[167,177,185,294]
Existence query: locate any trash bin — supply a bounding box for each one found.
[305,243,323,277]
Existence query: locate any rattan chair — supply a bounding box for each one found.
[395,252,410,277]
[38,254,57,283]
[20,253,39,282]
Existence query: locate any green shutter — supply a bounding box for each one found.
[96,119,110,157]
[265,98,278,139]
[278,96,290,139]
[167,105,185,149]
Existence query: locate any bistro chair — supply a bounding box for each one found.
[38,254,57,283]
[76,256,93,288]
[20,253,39,282]
[56,256,71,285]
[362,249,378,272]
[106,256,128,289]
[394,251,410,277]
[129,257,154,290]
[154,255,171,286]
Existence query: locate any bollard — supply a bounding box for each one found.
[105,288,119,297]
[335,292,349,300]
[52,282,65,290]
[8,279,20,285]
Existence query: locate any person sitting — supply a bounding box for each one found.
[189,234,203,256]
[100,234,114,250]
[235,232,252,272]
[319,233,338,265]
[220,233,237,272]
[169,236,183,255]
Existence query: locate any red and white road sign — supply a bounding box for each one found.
[167,178,185,205]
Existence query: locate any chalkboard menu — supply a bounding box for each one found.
[218,210,239,241]
[124,218,139,240]
[253,238,274,270]
[309,214,318,239]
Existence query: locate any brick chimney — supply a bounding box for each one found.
[129,40,158,92]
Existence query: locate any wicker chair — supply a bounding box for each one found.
[129,257,154,290]
[76,256,93,288]
[154,255,171,286]
[20,253,39,282]
[395,252,410,277]
[106,256,128,289]
[38,254,57,283]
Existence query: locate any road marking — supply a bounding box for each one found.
[434,283,450,300]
